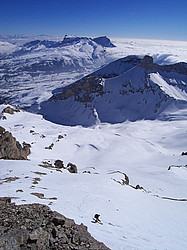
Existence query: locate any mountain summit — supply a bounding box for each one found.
[39,55,187,126]
[0,35,116,106]
[12,35,115,53]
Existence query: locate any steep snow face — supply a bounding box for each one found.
[91,55,141,78]
[39,56,187,126]
[150,73,187,101]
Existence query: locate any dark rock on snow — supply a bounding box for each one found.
[67,162,78,173]
[181,151,187,156]
[0,126,30,160]
[93,36,115,48]
[54,159,65,169]
[0,197,109,249]
[1,106,20,115]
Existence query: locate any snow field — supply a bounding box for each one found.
[0,105,187,249]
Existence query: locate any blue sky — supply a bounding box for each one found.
[0,0,186,40]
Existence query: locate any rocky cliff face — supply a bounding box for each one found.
[0,197,109,250]
[93,36,115,48]
[39,56,187,126]
[0,126,30,160]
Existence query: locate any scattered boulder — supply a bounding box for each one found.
[67,162,78,173]
[181,152,187,156]
[123,173,129,185]
[1,106,20,115]
[168,164,187,170]
[135,184,144,190]
[0,126,5,134]
[54,160,65,169]
[22,142,31,156]
[0,197,109,249]
[0,126,30,160]
[2,115,7,120]
[109,171,129,185]
[45,143,54,150]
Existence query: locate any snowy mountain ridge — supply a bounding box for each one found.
[0,35,117,107]
[11,35,115,55]
[1,36,186,108]
[39,55,187,126]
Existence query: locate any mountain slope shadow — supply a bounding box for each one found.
[38,55,187,126]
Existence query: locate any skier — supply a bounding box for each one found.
[93,214,102,223]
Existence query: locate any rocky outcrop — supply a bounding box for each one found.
[54,160,65,169]
[93,36,115,48]
[0,126,31,160]
[1,106,20,115]
[0,197,109,250]
[51,75,104,103]
[140,55,187,75]
[140,55,154,70]
[181,152,187,156]
[67,162,78,173]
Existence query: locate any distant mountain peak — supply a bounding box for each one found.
[62,35,88,44]
[39,55,187,126]
[93,36,115,48]
[14,35,115,55]
[62,35,115,47]
[140,55,154,69]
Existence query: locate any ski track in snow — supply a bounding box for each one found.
[0,104,187,250]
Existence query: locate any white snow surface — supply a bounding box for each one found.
[0,41,17,54]
[0,104,187,250]
[150,73,187,101]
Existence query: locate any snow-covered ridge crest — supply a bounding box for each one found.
[0,35,117,106]
[150,73,187,101]
[11,35,115,53]
[39,55,187,126]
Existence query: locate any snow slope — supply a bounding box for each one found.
[39,56,187,126]
[0,104,187,249]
